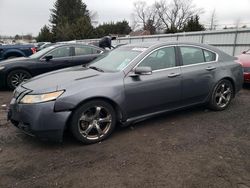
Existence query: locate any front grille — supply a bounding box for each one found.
[243,67,250,73]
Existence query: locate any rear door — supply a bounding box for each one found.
[178,45,219,105]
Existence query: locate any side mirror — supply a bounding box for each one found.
[131,66,152,76]
[44,55,53,61]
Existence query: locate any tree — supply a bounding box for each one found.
[49,0,93,41]
[182,15,205,32]
[132,0,203,34]
[14,35,21,40]
[36,25,53,42]
[94,20,132,37]
[132,1,161,34]
[154,0,203,33]
[209,9,217,30]
[144,19,156,34]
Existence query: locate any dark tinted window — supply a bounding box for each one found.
[203,50,216,62]
[180,46,205,65]
[47,47,71,58]
[138,47,176,70]
[92,48,102,54]
[75,46,92,56]
[75,46,102,56]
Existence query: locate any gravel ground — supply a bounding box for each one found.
[0,87,250,188]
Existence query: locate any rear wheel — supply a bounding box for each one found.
[7,70,32,90]
[209,79,233,111]
[70,100,116,144]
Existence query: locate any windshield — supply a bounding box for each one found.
[89,46,147,72]
[29,46,56,59]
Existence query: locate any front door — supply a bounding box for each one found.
[124,46,182,118]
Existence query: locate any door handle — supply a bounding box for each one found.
[206,66,216,71]
[168,73,181,78]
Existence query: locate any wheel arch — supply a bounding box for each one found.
[65,96,125,130]
[3,50,25,59]
[5,68,33,88]
[220,77,236,97]
[6,67,33,79]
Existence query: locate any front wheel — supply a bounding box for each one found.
[70,100,116,144]
[7,70,32,90]
[209,79,233,111]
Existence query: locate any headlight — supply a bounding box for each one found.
[20,90,64,104]
[0,66,5,70]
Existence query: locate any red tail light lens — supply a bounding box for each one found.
[31,47,36,54]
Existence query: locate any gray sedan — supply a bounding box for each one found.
[8,42,243,144]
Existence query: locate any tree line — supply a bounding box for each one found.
[36,0,211,42]
[37,0,131,42]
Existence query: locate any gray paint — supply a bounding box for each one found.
[8,42,243,142]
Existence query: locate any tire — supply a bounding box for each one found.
[208,79,234,111]
[70,100,116,144]
[7,70,32,90]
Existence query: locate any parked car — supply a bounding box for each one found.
[36,42,52,51]
[8,42,243,144]
[237,49,250,83]
[0,43,104,89]
[0,44,36,61]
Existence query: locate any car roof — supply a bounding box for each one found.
[123,41,215,49]
[122,41,231,56]
[49,43,103,50]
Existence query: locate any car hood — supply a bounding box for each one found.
[0,57,34,66]
[21,66,115,93]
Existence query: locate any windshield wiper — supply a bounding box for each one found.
[88,66,104,72]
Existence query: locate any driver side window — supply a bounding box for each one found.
[46,47,71,58]
[138,47,176,71]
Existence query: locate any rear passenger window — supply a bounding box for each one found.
[92,48,103,54]
[180,46,205,65]
[75,46,103,56]
[203,50,216,62]
[75,46,93,56]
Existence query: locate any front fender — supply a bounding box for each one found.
[54,85,127,119]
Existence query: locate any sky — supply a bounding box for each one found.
[0,0,250,36]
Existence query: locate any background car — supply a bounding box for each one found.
[36,42,52,51]
[0,43,104,89]
[8,42,243,144]
[237,49,250,83]
[0,44,36,61]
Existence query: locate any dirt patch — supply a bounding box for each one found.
[0,87,250,188]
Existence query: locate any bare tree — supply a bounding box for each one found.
[154,0,202,33]
[209,9,217,30]
[235,18,241,29]
[132,1,161,34]
[90,11,99,26]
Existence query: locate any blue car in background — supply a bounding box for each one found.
[0,44,36,61]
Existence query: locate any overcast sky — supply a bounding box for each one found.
[0,0,250,36]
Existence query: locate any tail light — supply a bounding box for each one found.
[31,47,36,54]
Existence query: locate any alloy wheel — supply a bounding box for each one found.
[78,106,112,140]
[214,82,232,108]
[10,72,31,88]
